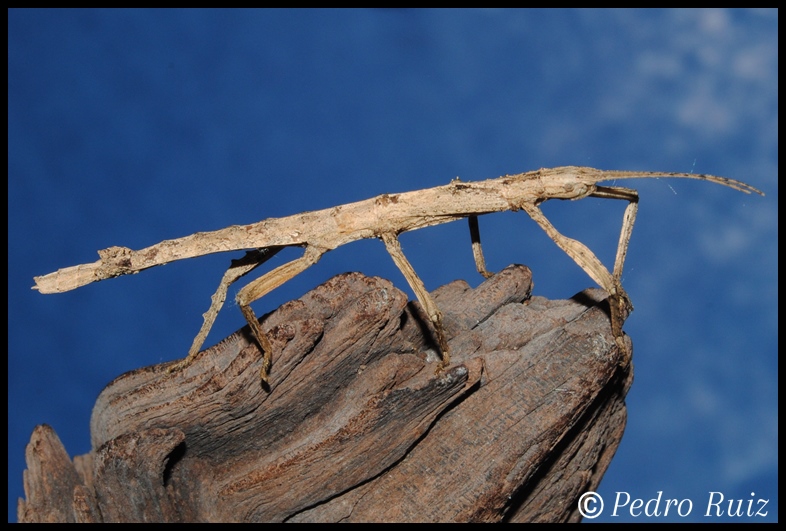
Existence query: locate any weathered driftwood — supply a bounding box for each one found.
[19,265,632,522]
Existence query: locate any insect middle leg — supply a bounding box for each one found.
[468,215,495,279]
[380,232,450,373]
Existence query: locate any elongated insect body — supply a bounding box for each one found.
[33,167,763,382]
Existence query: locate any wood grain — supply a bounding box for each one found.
[19,265,632,522]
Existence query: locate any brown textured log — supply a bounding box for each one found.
[19,265,631,522]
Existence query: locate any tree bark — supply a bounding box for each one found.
[19,264,632,522]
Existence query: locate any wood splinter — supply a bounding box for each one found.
[33,166,763,384]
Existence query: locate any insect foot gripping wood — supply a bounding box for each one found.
[33,167,764,385]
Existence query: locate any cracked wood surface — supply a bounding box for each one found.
[19,265,632,522]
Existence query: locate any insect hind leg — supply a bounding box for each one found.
[235,245,326,384]
[168,247,283,374]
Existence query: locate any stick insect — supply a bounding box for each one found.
[33,166,763,383]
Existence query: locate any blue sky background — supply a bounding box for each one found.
[8,9,777,522]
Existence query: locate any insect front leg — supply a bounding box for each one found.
[590,186,639,341]
[235,245,326,384]
[590,186,639,284]
[168,247,283,374]
[519,202,629,347]
[380,232,450,373]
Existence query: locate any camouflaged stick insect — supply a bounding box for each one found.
[33,166,763,384]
